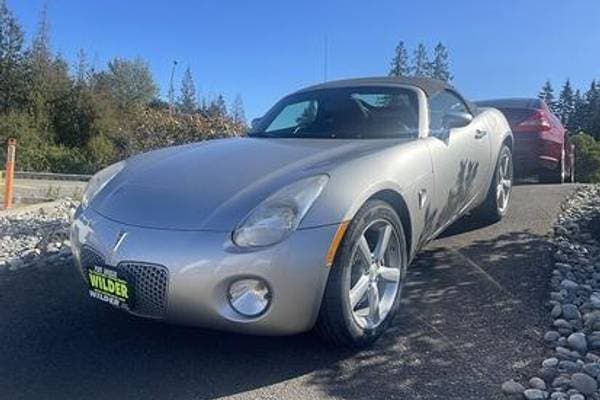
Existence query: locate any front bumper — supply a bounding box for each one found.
[71,208,338,335]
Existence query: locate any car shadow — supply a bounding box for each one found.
[0,226,551,399]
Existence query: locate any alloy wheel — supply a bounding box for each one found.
[347,219,403,330]
[496,151,513,214]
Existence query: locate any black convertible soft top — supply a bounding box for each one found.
[295,76,477,114]
[296,76,454,98]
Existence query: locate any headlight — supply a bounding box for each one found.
[81,161,126,209]
[233,175,329,248]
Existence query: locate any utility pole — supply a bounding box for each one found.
[168,60,178,115]
[323,34,328,82]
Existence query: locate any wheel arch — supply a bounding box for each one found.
[502,134,513,151]
[368,189,413,261]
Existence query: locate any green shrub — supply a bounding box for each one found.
[85,135,117,171]
[571,133,600,183]
[43,144,89,174]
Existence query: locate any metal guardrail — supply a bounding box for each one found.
[1,171,92,182]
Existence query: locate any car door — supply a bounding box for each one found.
[424,90,491,236]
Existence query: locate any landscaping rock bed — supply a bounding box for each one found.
[0,199,78,271]
[503,184,600,400]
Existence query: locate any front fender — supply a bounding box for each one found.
[301,139,434,261]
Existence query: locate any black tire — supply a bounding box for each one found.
[315,199,407,348]
[473,145,513,224]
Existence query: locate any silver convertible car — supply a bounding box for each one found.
[71,77,513,347]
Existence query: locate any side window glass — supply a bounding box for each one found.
[429,91,469,135]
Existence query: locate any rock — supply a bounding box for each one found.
[561,279,579,291]
[543,358,560,368]
[582,362,600,378]
[523,389,546,400]
[541,367,558,382]
[562,304,581,320]
[545,331,561,343]
[585,352,600,362]
[558,360,579,373]
[529,377,547,390]
[570,372,597,395]
[568,394,584,400]
[567,332,588,354]
[552,375,571,388]
[590,294,600,309]
[552,304,563,318]
[557,347,581,361]
[554,319,573,335]
[501,379,525,395]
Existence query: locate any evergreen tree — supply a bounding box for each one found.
[26,4,73,136]
[230,94,246,125]
[206,94,227,117]
[388,41,409,77]
[430,42,451,82]
[0,0,27,112]
[74,48,90,85]
[567,90,587,134]
[538,81,556,112]
[30,3,51,69]
[98,57,158,111]
[178,66,197,114]
[585,81,600,140]
[556,79,575,125]
[411,43,431,77]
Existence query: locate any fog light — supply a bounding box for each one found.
[228,279,271,317]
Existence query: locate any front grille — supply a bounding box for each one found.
[79,246,169,318]
[118,262,169,318]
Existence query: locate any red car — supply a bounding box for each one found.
[475,98,574,183]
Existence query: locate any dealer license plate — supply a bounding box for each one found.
[88,265,134,311]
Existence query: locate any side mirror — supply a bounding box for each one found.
[251,117,262,130]
[442,111,473,130]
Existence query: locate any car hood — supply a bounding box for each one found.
[92,137,412,231]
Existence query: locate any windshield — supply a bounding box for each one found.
[250,87,419,139]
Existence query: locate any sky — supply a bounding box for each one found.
[10,0,600,120]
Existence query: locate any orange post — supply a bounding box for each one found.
[4,138,16,209]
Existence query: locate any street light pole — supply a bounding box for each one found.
[168,60,178,115]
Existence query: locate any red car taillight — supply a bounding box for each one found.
[513,111,552,133]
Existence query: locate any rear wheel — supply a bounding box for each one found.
[315,199,407,347]
[473,145,513,224]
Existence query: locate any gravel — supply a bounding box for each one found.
[0,199,78,271]
[502,185,600,399]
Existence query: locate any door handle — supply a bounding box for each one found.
[475,129,487,139]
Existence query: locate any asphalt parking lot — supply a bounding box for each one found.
[0,184,574,400]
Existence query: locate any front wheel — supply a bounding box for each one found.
[473,144,513,224]
[315,199,407,347]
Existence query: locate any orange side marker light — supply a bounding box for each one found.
[325,221,350,267]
